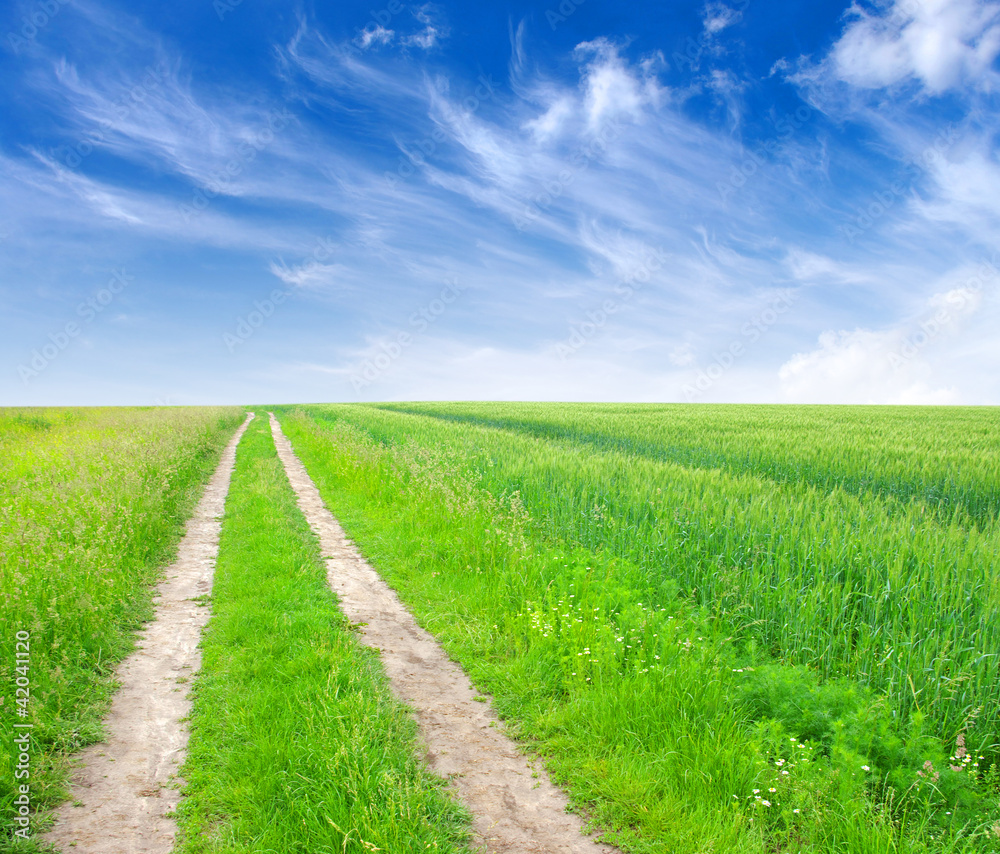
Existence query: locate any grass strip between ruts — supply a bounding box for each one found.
[174,414,471,854]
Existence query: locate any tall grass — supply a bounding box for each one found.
[0,406,243,843]
[275,403,1000,854]
[379,402,1000,526]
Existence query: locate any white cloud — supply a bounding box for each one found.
[703,1,743,35]
[425,82,525,189]
[768,57,791,78]
[41,48,314,207]
[402,4,448,49]
[707,68,746,130]
[778,279,989,403]
[783,249,874,287]
[515,44,667,145]
[577,220,669,283]
[910,149,1000,239]
[693,226,741,267]
[829,0,1000,94]
[573,39,666,132]
[281,18,425,99]
[780,328,917,402]
[523,96,575,142]
[357,26,394,49]
[404,27,439,49]
[269,260,350,290]
[785,249,842,281]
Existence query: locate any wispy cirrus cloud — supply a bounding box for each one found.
[2,0,999,404]
[703,0,746,36]
[357,25,394,49]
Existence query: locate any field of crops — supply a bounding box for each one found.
[276,403,1000,854]
[3,403,999,854]
[370,402,1000,734]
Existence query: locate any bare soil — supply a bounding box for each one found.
[41,414,254,854]
[269,413,616,854]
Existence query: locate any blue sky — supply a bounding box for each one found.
[2,0,999,405]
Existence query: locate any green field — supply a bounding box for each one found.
[3,403,1000,853]
[275,403,1000,854]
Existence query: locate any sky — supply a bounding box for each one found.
[1,0,999,406]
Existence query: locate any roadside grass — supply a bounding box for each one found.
[275,405,1000,854]
[175,414,471,854]
[0,407,243,849]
